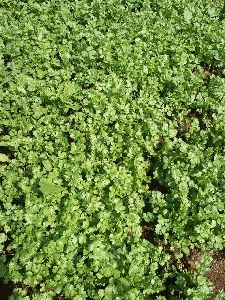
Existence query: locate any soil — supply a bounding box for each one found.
[183,248,203,270]
[183,248,225,297]
[207,251,225,293]
[0,280,13,300]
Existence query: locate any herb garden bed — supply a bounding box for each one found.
[1,0,225,299]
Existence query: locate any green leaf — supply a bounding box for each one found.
[0,153,9,162]
[39,178,62,195]
[184,9,193,23]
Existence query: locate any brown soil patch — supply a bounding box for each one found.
[183,248,203,270]
[207,251,225,293]
[183,249,225,295]
[141,225,154,240]
[0,280,13,300]
[53,292,69,300]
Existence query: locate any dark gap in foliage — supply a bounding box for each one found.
[141,222,156,241]
[55,52,63,63]
[187,186,199,210]
[23,165,34,178]
[0,274,33,297]
[154,274,181,298]
[5,247,14,264]
[3,37,11,46]
[146,165,170,194]
[200,60,210,69]
[0,146,14,165]
[200,61,225,85]
[27,129,34,137]
[131,4,143,13]
[141,222,176,258]
[205,132,225,149]
[47,265,54,277]
[35,283,43,291]
[57,38,64,45]
[84,136,93,154]
[187,108,212,130]
[134,2,144,12]
[219,3,225,21]
[140,219,164,248]
[203,76,211,88]
[93,277,109,291]
[12,197,25,207]
[51,52,63,70]
[125,239,132,252]
[113,157,124,166]
[62,109,71,117]
[142,151,151,162]
[69,118,76,129]
[166,114,174,121]
[52,65,63,71]
[1,231,14,263]
[2,54,12,67]
[0,279,13,300]
[156,253,197,298]
[69,73,76,81]
[81,82,95,90]
[76,18,88,27]
[62,107,79,117]
[181,248,201,272]
[159,81,176,98]
[65,132,74,144]
[176,108,212,141]
[125,243,131,253]
[122,0,144,12]
[96,57,104,65]
[80,36,88,43]
[53,292,69,300]
[131,89,140,99]
[192,66,198,73]
[15,282,32,293]
[81,171,87,180]
[187,208,197,218]
[149,178,170,194]
[176,129,188,142]
[2,82,10,90]
[0,146,14,157]
[73,251,84,263]
[2,281,33,298]
[0,125,9,137]
[143,157,170,214]
[108,121,116,128]
[34,283,45,295]
[46,225,52,232]
[130,83,141,99]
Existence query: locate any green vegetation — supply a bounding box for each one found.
[1,0,225,299]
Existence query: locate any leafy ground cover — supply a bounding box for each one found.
[1,0,225,299]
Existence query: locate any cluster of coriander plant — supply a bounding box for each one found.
[1,0,225,299]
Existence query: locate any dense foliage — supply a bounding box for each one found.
[1,0,225,299]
